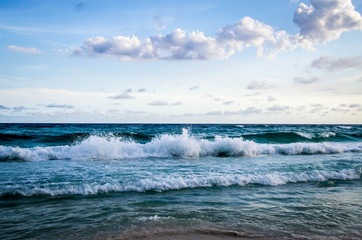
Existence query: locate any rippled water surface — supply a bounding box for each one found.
[0,124,361,239]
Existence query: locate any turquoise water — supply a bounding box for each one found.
[0,124,361,239]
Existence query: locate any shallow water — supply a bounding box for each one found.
[0,124,361,239]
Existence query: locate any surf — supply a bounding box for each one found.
[1,129,362,161]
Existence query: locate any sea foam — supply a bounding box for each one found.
[0,129,361,161]
[1,169,360,197]
[295,132,336,139]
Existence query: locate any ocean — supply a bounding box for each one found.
[0,123,361,239]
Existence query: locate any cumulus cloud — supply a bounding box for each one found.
[46,104,75,109]
[247,80,275,90]
[7,45,41,54]
[294,0,362,47]
[311,56,362,71]
[293,76,321,84]
[217,16,297,57]
[72,0,362,61]
[72,17,296,60]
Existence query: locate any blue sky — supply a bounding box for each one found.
[0,0,362,123]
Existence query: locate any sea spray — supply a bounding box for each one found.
[1,129,361,161]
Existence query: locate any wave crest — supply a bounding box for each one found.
[0,129,361,161]
[1,169,360,198]
[295,132,336,139]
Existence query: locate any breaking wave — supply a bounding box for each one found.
[1,129,361,161]
[295,132,336,139]
[1,169,360,198]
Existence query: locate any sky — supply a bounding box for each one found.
[0,0,362,124]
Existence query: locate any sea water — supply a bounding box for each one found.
[0,124,361,239]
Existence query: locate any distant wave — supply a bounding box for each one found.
[0,133,35,141]
[242,131,343,143]
[1,169,360,198]
[0,132,153,145]
[338,126,353,129]
[295,132,336,139]
[1,129,361,161]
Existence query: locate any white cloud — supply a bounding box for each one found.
[294,0,362,47]
[202,94,223,101]
[189,85,200,90]
[349,103,361,108]
[148,100,182,106]
[267,96,277,101]
[7,45,41,54]
[225,107,263,115]
[267,105,290,112]
[0,105,10,110]
[74,18,296,60]
[247,80,275,90]
[72,0,362,61]
[13,106,27,112]
[108,89,135,99]
[148,101,169,106]
[293,76,321,84]
[170,101,182,106]
[217,17,297,57]
[46,104,75,109]
[146,28,229,60]
[79,35,156,61]
[137,88,147,92]
[205,107,263,116]
[223,101,234,105]
[108,92,134,99]
[311,56,362,71]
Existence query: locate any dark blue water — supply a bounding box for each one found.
[0,124,361,239]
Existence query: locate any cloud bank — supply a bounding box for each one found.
[72,0,362,61]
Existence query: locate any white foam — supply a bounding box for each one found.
[318,132,336,138]
[2,169,360,197]
[136,215,175,222]
[296,132,336,139]
[296,132,314,139]
[338,126,352,129]
[0,129,361,161]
